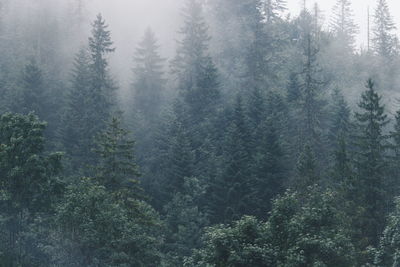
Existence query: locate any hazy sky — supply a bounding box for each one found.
[286,0,400,49]
[86,0,400,51]
[82,0,400,87]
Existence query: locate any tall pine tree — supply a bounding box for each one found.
[354,79,389,248]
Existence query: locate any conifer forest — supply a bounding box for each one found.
[5,0,400,266]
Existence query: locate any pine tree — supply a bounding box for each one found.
[263,0,287,23]
[375,197,400,266]
[53,177,163,266]
[88,13,117,129]
[210,96,252,223]
[62,15,117,173]
[172,0,220,122]
[330,88,351,140]
[287,73,301,103]
[354,79,389,247]
[251,118,285,217]
[163,113,194,199]
[0,113,62,266]
[373,0,398,57]
[330,0,358,50]
[61,48,94,172]
[132,28,165,122]
[295,143,319,191]
[163,177,208,266]
[296,10,326,152]
[18,60,47,119]
[94,117,141,196]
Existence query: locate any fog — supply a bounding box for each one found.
[4,0,400,266]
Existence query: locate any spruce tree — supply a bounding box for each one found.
[375,197,400,266]
[94,117,141,196]
[18,60,47,119]
[132,28,165,122]
[88,13,116,130]
[62,15,117,173]
[295,143,319,191]
[210,96,252,223]
[61,48,94,172]
[354,79,389,247]
[373,0,398,57]
[330,0,358,50]
[296,10,326,153]
[263,0,287,23]
[0,113,62,266]
[172,0,220,122]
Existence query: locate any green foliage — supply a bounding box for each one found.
[0,113,62,266]
[189,187,355,267]
[267,187,356,267]
[94,117,141,195]
[373,0,398,57]
[295,144,318,191]
[163,177,208,266]
[132,28,165,121]
[354,79,389,247]
[375,197,400,266]
[330,0,358,50]
[62,14,117,172]
[186,216,274,267]
[51,177,163,267]
[172,0,220,122]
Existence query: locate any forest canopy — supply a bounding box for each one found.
[2,0,400,266]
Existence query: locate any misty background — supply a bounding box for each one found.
[4,0,400,266]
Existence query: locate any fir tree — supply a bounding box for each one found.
[172,0,220,122]
[296,10,326,152]
[354,79,389,247]
[18,60,47,119]
[375,197,400,266]
[132,28,165,121]
[295,143,319,191]
[373,0,398,57]
[0,113,62,265]
[94,117,141,196]
[61,48,94,172]
[330,0,358,50]
[263,0,287,23]
[210,96,252,223]
[88,13,117,129]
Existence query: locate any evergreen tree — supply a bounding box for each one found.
[329,88,351,143]
[62,15,117,173]
[210,96,252,223]
[172,0,220,122]
[0,113,62,266]
[61,48,94,172]
[330,0,358,50]
[17,60,47,119]
[373,0,398,57]
[286,73,302,103]
[88,13,117,131]
[52,177,163,267]
[251,118,286,217]
[94,117,141,195]
[263,0,287,23]
[354,79,389,247]
[186,216,274,267]
[267,187,356,266]
[163,177,208,266]
[296,10,326,153]
[295,143,319,191]
[375,197,400,266]
[132,28,165,122]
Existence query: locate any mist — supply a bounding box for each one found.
[3,0,400,266]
